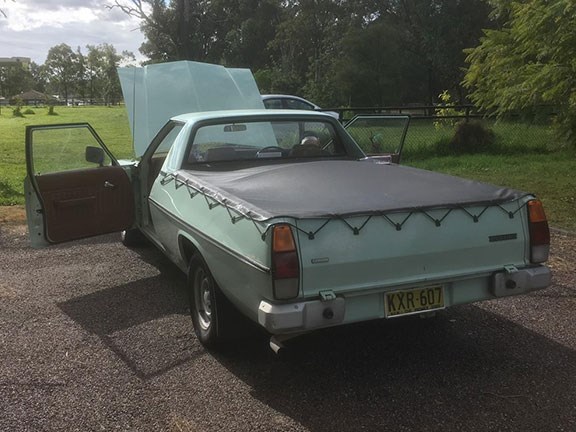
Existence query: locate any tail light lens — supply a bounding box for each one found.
[527,199,550,263]
[272,225,300,299]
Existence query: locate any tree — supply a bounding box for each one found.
[216,0,281,69]
[267,0,356,100]
[464,0,576,144]
[326,18,427,107]
[0,62,34,98]
[112,0,281,65]
[113,0,493,107]
[75,48,88,102]
[85,44,127,104]
[265,0,492,106]
[111,0,219,62]
[29,62,47,93]
[44,43,80,104]
[365,0,493,104]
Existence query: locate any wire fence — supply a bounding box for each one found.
[326,105,558,162]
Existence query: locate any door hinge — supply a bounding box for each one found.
[319,290,336,302]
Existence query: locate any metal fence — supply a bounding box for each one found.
[325,105,558,161]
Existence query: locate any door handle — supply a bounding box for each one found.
[104,181,116,189]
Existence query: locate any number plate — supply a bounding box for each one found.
[385,285,445,318]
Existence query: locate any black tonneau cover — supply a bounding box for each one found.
[177,160,528,221]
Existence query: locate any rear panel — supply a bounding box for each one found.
[295,199,530,298]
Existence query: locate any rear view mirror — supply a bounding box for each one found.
[85,146,105,166]
[223,124,247,132]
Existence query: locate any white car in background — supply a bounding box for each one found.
[262,94,340,120]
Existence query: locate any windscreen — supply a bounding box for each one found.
[186,119,347,164]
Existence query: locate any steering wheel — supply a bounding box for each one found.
[256,146,285,156]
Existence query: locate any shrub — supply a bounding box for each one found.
[12,106,24,118]
[12,97,24,118]
[449,121,495,154]
[434,91,461,130]
[23,108,36,115]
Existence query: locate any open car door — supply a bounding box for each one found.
[25,123,134,248]
[343,115,410,163]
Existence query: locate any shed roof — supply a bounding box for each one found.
[17,90,52,100]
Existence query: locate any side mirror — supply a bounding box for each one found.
[85,146,105,166]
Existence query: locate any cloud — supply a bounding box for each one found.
[0,0,146,64]
[24,0,102,8]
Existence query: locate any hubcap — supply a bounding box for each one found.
[195,268,212,330]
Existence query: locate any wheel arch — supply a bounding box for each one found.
[177,231,226,293]
[178,232,201,269]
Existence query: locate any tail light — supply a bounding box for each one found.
[271,225,300,299]
[527,199,550,263]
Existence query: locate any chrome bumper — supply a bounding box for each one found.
[258,297,346,334]
[491,265,551,297]
[259,265,551,334]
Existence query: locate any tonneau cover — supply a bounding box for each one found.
[176,160,528,221]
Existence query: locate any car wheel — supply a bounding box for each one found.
[188,256,229,348]
[120,228,147,247]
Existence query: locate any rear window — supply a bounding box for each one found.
[186,119,347,164]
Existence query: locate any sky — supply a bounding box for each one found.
[0,0,147,65]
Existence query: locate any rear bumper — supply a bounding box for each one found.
[258,297,346,334]
[258,265,551,334]
[491,265,551,297]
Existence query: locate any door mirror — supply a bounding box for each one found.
[85,146,105,166]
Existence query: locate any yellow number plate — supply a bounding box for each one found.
[385,285,445,318]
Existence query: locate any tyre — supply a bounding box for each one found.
[188,255,231,348]
[120,228,148,247]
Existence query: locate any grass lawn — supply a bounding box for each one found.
[403,119,559,159]
[1,105,574,230]
[407,152,576,231]
[0,105,133,205]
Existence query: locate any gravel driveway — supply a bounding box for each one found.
[0,224,574,432]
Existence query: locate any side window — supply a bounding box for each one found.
[343,116,410,156]
[285,99,314,110]
[152,123,184,157]
[263,98,283,109]
[30,126,112,175]
[148,122,184,187]
[301,121,344,155]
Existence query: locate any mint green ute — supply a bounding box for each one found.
[24,61,551,351]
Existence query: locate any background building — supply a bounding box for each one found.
[0,57,31,70]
